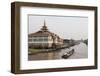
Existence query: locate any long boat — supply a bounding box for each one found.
[62,49,74,59]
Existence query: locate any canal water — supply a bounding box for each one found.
[28,42,88,60]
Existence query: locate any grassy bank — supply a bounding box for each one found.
[28,48,42,54]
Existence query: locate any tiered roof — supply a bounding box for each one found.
[28,20,62,41]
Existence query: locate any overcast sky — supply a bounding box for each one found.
[28,15,88,40]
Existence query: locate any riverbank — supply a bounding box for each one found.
[28,42,88,60]
[28,42,77,55]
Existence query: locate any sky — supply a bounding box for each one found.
[28,15,88,40]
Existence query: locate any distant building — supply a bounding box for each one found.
[28,21,64,49]
[63,39,70,44]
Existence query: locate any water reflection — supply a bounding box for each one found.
[28,42,88,60]
[64,42,88,59]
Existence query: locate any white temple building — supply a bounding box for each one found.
[28,21,63,49]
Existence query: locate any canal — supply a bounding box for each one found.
[28,42,88,60]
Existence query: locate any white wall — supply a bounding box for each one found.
[0,0,100,76]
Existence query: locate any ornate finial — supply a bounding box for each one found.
[44,20,46,26]
[41,20,48,31]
